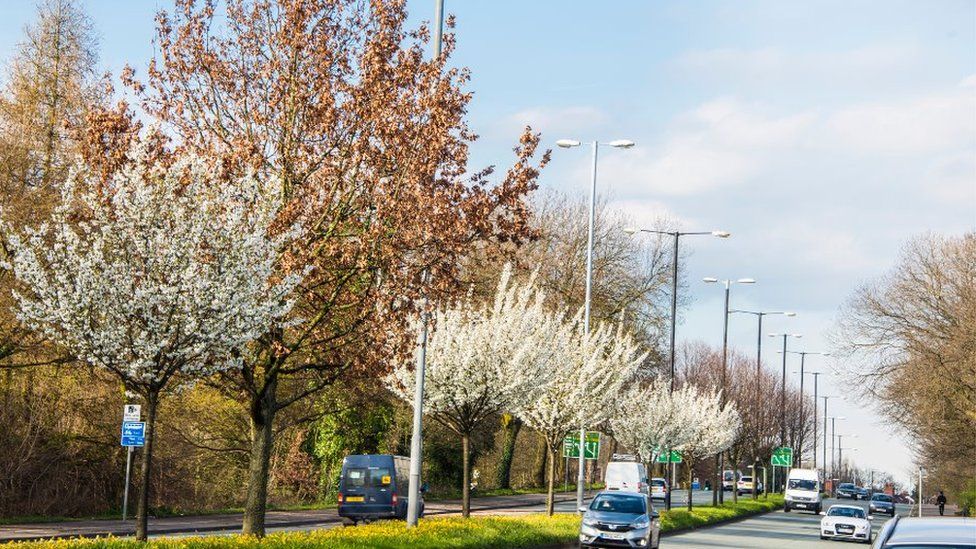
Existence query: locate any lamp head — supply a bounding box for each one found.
[703,277,719,283]
[737,278,756,284]
[785,312,797,317]
[607,139,636,148]
[623,227,638,235]
[556,139,581,148]
[712,230,731,238]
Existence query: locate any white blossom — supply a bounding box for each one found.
[387,265,551,435]
[610,380,696,463]
[2,142,305,390]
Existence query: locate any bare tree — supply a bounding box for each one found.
[834,232,976,502]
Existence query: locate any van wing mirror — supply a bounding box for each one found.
[578,505,589,513]
[651,511,660,519]
[420,482,429,494]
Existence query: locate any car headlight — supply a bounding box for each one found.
[785,495,793,501]
[632,516,650,529]
[582,516,598,527]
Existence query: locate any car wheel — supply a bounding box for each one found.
[784,504,791,512]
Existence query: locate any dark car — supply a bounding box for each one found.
[837,482,860,500]
[869,493,896,517]
[872,516,976,548]
[857,487,871,499]
[337,454,422,524]
[579,491,661,548]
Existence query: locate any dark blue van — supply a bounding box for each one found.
[337,454,424,524]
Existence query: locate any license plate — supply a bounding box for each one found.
[602,533,626,540]
[837,526,854,534]
[345,496,364,502]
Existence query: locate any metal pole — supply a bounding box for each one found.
[812,373,819,471]
[780,335,787,446]
[406,0,444,527]
[718,282,730,505]
[666,233,679,511]
[122,446,133,521]
[822,398,829,482]
[918,467,923,517]
[577,140,599,512]
[753,313,762,500]
[838,435,843,479]
[797,353,805,467]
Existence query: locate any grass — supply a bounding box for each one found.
[4,495,784,548]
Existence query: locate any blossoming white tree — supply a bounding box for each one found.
[515,316,647,516]
[1,143,304,541]
[673,386,741,511]
[387,266,553,517]
[610,380,696,464]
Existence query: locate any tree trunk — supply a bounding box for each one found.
[731,452,738,504]
[713,454,720,506]
[687,459,694,512]
[495,415,521,489]
[546,442,557,516]
[242,377,277,537]
[135,392,158,542]
[752,457,759,500]
[533,437,547,487]
[461,433,471,518]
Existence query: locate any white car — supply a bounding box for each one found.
[650,477,668,501]
[820,504,874,544]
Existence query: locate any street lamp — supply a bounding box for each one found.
[819,395,836,482]
[704,277,755,504]
[783,351,830,467]
[407,0,446,528]
[625,228,729,509]
[729,310,795,493]
[768,333,802,449]
[558,137,635,513]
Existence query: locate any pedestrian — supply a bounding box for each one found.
[937,491,947,516]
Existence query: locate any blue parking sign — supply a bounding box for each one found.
[121,421,146,447]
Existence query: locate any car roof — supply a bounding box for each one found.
[886,518,976,545]
[596,490,645,499]
[828,504,865,511]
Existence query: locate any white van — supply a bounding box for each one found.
[604,454,649,495]
[784,468,822,514]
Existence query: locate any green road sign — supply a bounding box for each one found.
[771,446,793,467]
[654,450,683,463]
[563,431,600,460]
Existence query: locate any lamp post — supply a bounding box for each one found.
[704,277,755,505]
[625,228,729,509]
[828,416,846,492]
[820,395,835,483]
[785,351,829,467]
[558,137,635,512]
[407,0,445,527]
[768,333,802,449]
[729,310,795,499]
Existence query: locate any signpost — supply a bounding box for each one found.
[771,447,793,493]
[655,450,682,464]
[120,406,145,521]
[562,431,600,460]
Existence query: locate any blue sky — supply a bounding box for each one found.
[1,0,973,485]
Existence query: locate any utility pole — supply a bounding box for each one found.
[406,0,445,527]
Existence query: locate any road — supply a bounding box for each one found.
[667,497,915,548]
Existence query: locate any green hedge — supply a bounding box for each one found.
[4,495,784,548]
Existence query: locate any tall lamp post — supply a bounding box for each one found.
[828,416,846,492]
[624,228,729,509]
[703,277,756,505]
[784,351,830,467]
[557,137,635,512]
[407,0,445,527]
[729,309,795,499]
[768,334,802,446]
[820,396,835,482]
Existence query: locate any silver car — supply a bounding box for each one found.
[872,516,976,548]
[579,491,661,548]
[868,493,896,517]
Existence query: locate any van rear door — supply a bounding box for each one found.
[341,465,395,517]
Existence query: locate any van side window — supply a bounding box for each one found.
[369,468,392,486]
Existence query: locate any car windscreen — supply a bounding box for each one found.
[872,494,892,502]
[839,483,855,489]
[789,479,817,490]
[651,480,666,487]
[828,507,865,518]
[590,494,646,514]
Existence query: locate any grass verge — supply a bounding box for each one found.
[4,495,784,548]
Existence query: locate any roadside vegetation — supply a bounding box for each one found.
[3,496,785,549]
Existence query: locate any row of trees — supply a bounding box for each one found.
[834,233,976,506]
